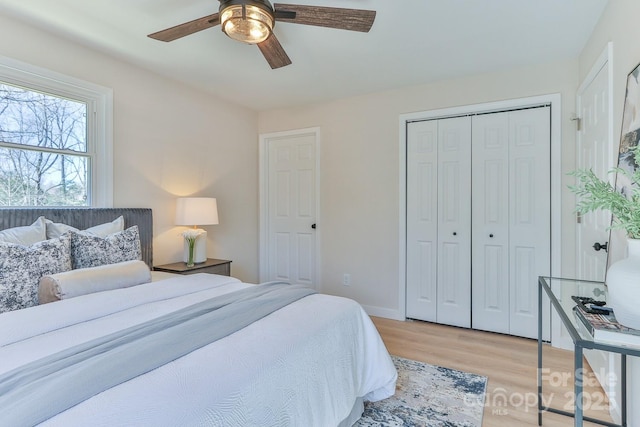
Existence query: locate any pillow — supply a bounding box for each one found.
[38,260,151,304]
[0,235,72,313]
[70,226,141,269]
[0,216,46,245]
[45,215,125,239]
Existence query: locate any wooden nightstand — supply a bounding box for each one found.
[154,258,232,276]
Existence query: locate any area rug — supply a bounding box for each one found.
[355,355,487,427]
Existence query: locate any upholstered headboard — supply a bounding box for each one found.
[0,208,153,268]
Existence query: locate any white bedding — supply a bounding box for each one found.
[150,269,181,282]
[0,274,397,426]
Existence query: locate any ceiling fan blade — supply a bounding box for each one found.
[257,33,292,69]
[273,4,375,32]
[148,13,220,42]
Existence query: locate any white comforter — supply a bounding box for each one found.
[0,274,397,426]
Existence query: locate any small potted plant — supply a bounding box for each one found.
[569,144,640,329]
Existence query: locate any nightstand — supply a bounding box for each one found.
[154,258,232,276]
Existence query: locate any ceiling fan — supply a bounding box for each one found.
[148,0,376,69]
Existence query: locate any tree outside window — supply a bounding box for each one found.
[0,82,89,206]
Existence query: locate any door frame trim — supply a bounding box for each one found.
[398,94,562,321]
[258,127,321,288]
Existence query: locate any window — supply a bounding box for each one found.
[0,83,89,205]
[0,57,112,207]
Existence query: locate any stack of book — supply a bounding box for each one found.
[573,303,640,347]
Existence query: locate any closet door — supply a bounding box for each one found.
[406,120,439,321]
[471,112,511,334]
[472,107,551,338]
[508,107,550,338]
[436,117,471,327]
[406,117,471,325]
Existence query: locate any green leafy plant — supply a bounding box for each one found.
[568,145,640,239]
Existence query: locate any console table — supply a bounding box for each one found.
[538,276,640,427]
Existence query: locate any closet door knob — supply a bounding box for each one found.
[453,232,457,236]
[489,234,494,238]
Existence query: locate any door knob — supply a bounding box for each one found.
[489,234,494,238]
[592,242,608,252]
[311,223,316,229]
[453,232,457,236]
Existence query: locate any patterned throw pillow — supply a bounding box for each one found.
[0,235,72,313]
[70,226,142,269]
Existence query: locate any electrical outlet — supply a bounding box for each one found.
[343,273,351,286]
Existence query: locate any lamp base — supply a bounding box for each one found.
[183,230,207,264]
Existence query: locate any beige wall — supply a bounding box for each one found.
[259,60,579,318]
[0,14,260,282]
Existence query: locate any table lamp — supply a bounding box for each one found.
[175,197,219,265]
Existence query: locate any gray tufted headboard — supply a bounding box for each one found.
[0,208,153,268]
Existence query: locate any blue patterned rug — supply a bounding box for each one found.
[356,356,487,427]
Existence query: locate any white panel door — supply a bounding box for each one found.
[472,112,510,334]
[266,132,317,288]
[576,62,612,282]
[508,107,551,339]
[408,108,550,337]
[574,50,623,423]
[436,117,471,327]
[472,108,551,338]
[406,120,439,321]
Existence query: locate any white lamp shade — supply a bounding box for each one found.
[175,198,219,226]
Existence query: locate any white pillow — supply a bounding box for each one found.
[0,216,47,245]
[38,260,151,304]
[45,216,124,239]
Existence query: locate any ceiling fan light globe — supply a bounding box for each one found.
[220,4,273,44]
[250,26,267,40]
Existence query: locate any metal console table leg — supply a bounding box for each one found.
[538,280,543,426]
[575,345,584,426]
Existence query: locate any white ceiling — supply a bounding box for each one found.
[0,0,608,111]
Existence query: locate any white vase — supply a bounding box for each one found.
[182,230,207,264]
[606,238,640,330]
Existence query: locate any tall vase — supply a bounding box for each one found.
[606,238,640,330]
[186,239,195,267]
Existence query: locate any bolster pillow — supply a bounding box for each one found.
[38,260,152,304]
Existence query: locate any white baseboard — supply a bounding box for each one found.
[361,304,405,321]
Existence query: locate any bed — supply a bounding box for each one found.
[0,208,397,426]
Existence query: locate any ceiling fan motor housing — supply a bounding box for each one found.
[219,0,275,44]
[219,0,274,11]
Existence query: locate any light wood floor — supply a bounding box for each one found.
[372,317,615,426]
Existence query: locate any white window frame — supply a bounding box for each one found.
[0,55,113,207]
